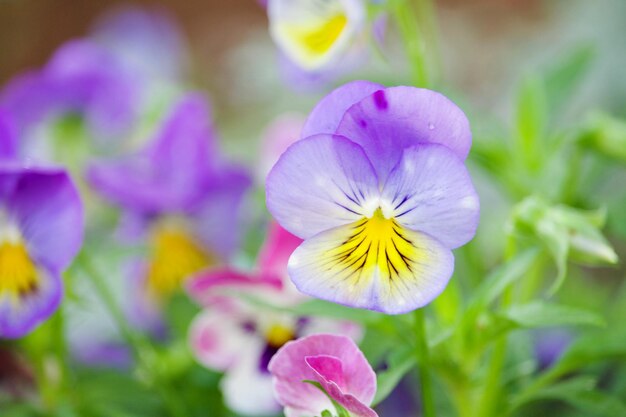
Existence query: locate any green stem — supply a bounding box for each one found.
[476,237,517,417]
[393,0,430,87]
[414,308,437,417]
[78,252,187,417]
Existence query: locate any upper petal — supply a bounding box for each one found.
[266,134,380,239]
[88,93,216,214]
[337,86,472,181]
[381,144,480,249]
[188,165,252,259]
[3,166,84,274]
[257,222,303,280]
[0,110,17,160]
[301,80,383,138]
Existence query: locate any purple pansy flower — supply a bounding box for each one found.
[87,94,251,328]
[0,163,84,338]
[269,333,378,417]
[266,81,479,314]
[0,7,186,151]
[0,110,17,160]
[188,223,361,416]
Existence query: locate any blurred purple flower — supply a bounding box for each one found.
[0,110,17,160]
[187,223,361,416]
[534,329,573,370]
[88,94,251,329]
[0,163,83,338]
[266,81,479,314]
[269,333,378,417]
[0,7,187,152]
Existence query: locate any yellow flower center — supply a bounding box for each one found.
[145,228,214,299]
[276,12,348,68]
[265,324,295,348]
[325,208,425,283]
[0,242,39,301]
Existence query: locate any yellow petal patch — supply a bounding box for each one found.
[276,12,348,68]
[321,208,427,287]
[0,242,39,302]
[289,208,453,313]
[146,228,215,299]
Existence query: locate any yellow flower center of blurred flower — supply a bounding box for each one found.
[146,227,214,299]
[277,12,348,68]
[0,242,39,301]
[265,324,295,348]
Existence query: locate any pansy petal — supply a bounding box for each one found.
[6,167,84,274]
[0,270,62,339]
[221,350,282,416]
[269,334,376,416]
[257,222,303,280]
[186,267,282,308]
[381,144,479,249]
[288,218,455,314]
[301,80,383,138]
[189,309,259,371]
[268,0,365,70]
[88,93,216,213]
[306,355,378,417]
[337,87,472,180]
[0,110,17,159]
[266,134,379,239]
[189,165,252,259]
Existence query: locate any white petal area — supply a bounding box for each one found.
[288,218,455,314]
[221,348,282,416]
[266,134,380,239]
[188,309,259,372]
[381,144,480,249]
[268,0,366,70]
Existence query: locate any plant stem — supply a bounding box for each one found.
[78,252,187,417]
[393,0,430,87]
[414,308,437,417]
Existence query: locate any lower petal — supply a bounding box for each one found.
[288,218,454,314]
[0,270,62,338]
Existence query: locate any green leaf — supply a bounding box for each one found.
[467,248,540,311]
[512,375,597,409]
[500,301,605,329]
[515,74,548,170]
[372,346,416,406]
[544,45,595,116]
[548,328,626,377]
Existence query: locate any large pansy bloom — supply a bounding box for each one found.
[187,223,361,416]
[88,94,251,325]
[266,81,480,314]
[269,334,377,417]
[0,164,83,338]
[268,0,367,71]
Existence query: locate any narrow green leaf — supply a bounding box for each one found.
[544,45,595,116]
[500,301,605,329]
[515,74,548,170]
[468,248,540,311]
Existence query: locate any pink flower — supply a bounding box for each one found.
[258,113,305,182]
[269,334,378,417]
[187,223,361,416]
